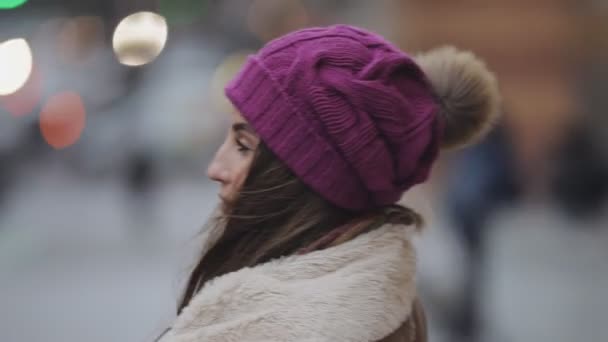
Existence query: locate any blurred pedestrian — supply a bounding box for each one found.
[443,122,521,341]
[551,123,608,219]
[124,150,159,235]
[157,25,500,342]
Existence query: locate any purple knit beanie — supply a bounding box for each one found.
[225,24,500,211]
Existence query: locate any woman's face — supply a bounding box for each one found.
[207,111,260,203]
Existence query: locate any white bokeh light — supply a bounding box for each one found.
[112,11,168,67]
[0,38,33,95]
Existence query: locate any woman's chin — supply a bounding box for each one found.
[218,195,234,213]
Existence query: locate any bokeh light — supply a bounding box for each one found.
[112,11,168,67]
[0,38,33,96]
[39,91,86,149]
[0,64,42,117]
[0,0,27,9]
[210,51,252,113]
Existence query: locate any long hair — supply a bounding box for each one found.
[176,142,423,314]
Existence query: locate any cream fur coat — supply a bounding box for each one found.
[159,223,418,342]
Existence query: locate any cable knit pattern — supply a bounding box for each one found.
[225,25,441,210]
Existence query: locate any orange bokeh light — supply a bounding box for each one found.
[39,91,86,149]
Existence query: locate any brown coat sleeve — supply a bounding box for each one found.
[376,298,428,342]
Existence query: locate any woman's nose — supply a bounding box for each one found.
[207,162,225,183]
[207,157,228,184]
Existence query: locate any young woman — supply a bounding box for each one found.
[158,24,500,342]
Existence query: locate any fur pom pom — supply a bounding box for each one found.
[415,46,501,149]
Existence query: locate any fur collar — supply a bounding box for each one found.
[160,223,417,342]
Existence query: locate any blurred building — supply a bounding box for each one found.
[1,1,608,342]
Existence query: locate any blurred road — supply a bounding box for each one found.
[1,164,608,342]
[0,164,216,342]
[483,204,608,342]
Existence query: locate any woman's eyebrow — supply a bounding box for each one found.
[232,122,255,134]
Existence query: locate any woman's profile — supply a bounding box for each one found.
[157,24,500,342]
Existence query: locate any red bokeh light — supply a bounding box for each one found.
[39,91,86,149]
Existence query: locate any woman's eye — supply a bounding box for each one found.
[235,139,250,153]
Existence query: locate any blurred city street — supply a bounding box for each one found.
[1,163,608,342]
[0,163,216,342]
[2,1,608,341]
